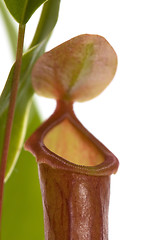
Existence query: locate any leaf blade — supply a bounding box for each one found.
[0,42,46,181]
[4,0,47,24]
[1,101,44,239]
[30,0,60,47]
[0,0,61,181]
[0,0,17,57]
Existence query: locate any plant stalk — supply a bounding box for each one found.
[0,23,25,232]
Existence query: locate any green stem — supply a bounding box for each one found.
[0,23,25,233]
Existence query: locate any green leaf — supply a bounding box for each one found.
[0,0,17,57]
[30,0,60,47]
[0,43,46,181]
[0,0,61,181]
[4,0,47,24]
[0,0,60,238]
[1,101,45,239]
[31,34,118,102]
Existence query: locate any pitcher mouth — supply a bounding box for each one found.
[43,117,105,167]
[24,100,119,176]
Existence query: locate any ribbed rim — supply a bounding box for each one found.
[24,101,119,176]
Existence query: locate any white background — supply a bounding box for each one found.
[1,0,160,239]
